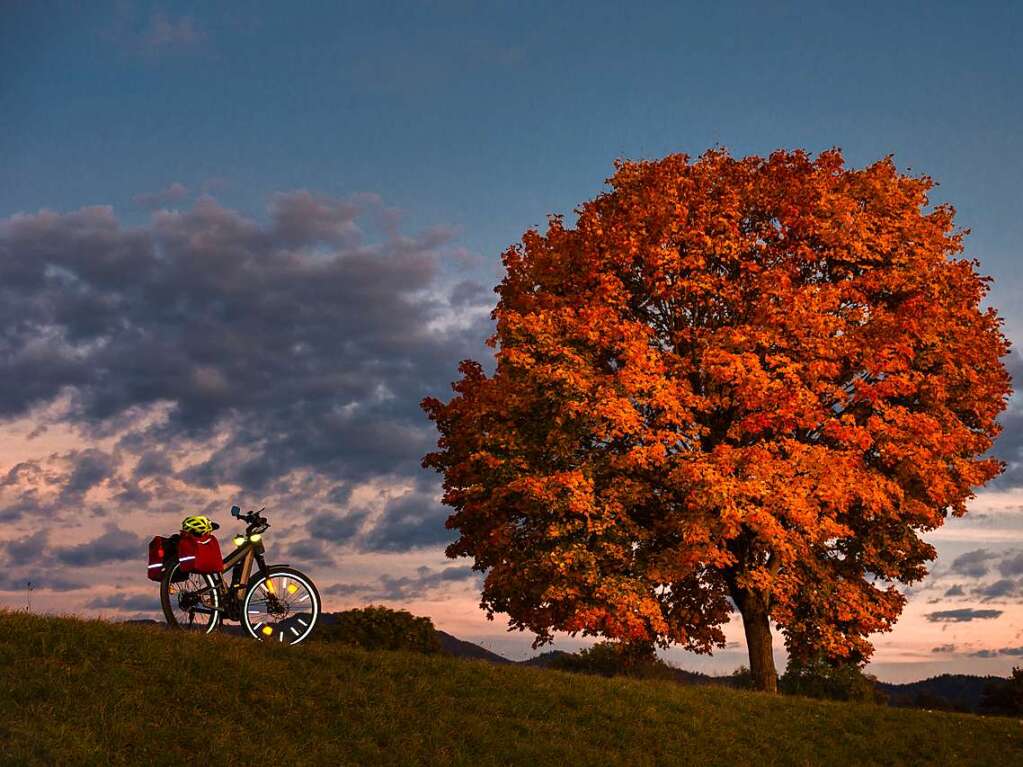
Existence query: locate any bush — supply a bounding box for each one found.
[727,665,756,690]
[780,654,884,703]
[319,605,442,654]
[551,641,678,681]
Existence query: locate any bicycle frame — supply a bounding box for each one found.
[213,537,274,621]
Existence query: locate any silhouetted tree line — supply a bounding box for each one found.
[979,667,1023,716]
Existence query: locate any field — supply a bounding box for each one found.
[3,610,1021,766]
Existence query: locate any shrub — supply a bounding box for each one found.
[727,665,756,690]
[319,605,442,654]
[551,641,679,681]
[780,654,884,703]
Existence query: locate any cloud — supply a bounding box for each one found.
[269,190,369,246]
[943,584,965,597]
[999,551,1023,576]
[0,530,49,566]
[1,574,88,592]
[133,183,189,210]
[924,608,1004,623]
[363,480,455,552]
[307,509,368,542]
[931,644,957,653]
[280,537,334,565]
[53,526,146,567]
[0,192,492,559]
[323,565,476,601]
[449,279,490,307]
[60,448,117,501]
[973,578,1021,601]
[87,592,160,612]
[968,646,1023,658]
[949,549,999,578]
[988,358,1023,489]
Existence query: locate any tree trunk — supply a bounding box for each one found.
[738,597,778,693]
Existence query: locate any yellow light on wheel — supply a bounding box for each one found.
[261,625,273,636]
[264,580,275,593]
[287,583,298,594]
[232,535,246,546]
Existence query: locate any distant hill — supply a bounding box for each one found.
[434,629,512,664]
[8,611,1023,766]
[877,674,1005,713]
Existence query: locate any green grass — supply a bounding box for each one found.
[3,611,1021,767]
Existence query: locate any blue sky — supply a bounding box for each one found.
[4,2,1021,307]
[1,1,1022,680]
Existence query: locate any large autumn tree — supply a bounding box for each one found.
[423,149,1011,692]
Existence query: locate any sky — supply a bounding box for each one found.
[1,1,1021,682]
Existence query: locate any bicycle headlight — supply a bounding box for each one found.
[249,533,262,543]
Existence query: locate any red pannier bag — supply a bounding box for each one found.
[147,535,178,581]
[177,532,224,574]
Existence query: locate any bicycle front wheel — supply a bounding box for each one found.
[242,566,320,645]
[160,563,221,634]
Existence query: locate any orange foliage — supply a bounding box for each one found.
[422,149,1010,669]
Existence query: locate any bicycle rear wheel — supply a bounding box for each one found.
[160,563,221,634]
[242,566,319,645]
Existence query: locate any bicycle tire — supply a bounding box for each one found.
[160,563,221,634]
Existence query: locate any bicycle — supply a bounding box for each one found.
[159,506,321,645]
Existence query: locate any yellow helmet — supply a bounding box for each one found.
[181,515,214,535]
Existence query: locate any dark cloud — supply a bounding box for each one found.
[949,549,999,579]
[967,647,1023,658]
[924,608,1004,623]
[322,565,476,601]
[0,195,492,550]
[1,530,49,566]
[449,279,490,307]
[988,356,1023,488]
[973,578,1020,601]
[1,574,88,592]
[931,644,957,653]
[0,489,51,522]
[363,482,455,552]
[87,592,159,612]
[54,526,146,567]
[280,537,335,566]
[1003,350,1023,390]
[999,551,1023,576]
[133,450,172,479]
[307,510,368,543]
[944,584,965,597]
[61,449,117,501]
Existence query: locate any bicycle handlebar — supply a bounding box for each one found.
[232,505,270,534]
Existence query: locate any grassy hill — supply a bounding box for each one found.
[3,611,1021,767]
